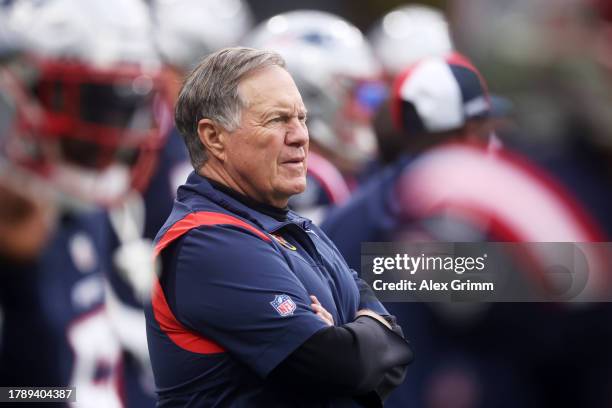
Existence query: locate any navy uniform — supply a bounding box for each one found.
[0,210,123,407]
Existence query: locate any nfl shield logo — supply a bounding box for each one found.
[270,294,296,317]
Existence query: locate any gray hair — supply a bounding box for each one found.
[175,47,286,170]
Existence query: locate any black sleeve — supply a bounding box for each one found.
[268,315,413,403]
[373,315,411,401]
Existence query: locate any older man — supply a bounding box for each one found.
[145,47,412,407]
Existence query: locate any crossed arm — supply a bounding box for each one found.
[270,293,412,405]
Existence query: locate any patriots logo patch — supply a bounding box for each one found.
[270,294,296,317]
[271,234,297,251]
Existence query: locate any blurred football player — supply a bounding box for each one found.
[366,3,460,170]
[0,1,171,406]
[322,51,611,407]
[323,52,508,269]
[446,1,612,405]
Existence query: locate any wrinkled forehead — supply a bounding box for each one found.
[238,65,305,114]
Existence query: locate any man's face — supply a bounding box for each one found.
[224,65,309,208]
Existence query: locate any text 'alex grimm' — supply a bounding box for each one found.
[372,279,495,292]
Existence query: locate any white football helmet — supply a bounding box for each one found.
[246,10,386,172]
[152,0,254,71]
[5,0,172,207]
[368,4,454,78]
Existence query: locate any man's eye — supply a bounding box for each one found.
[268,114,306,124]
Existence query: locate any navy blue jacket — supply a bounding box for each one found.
[145,172,390,407]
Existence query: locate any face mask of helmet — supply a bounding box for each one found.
[32,60,163,169]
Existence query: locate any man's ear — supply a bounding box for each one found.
[198,118,227,161]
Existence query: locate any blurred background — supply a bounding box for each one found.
[1,0,611,407]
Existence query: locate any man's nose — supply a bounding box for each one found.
[285,119,309,147]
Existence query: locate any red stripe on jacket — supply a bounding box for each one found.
[151,211,271,354]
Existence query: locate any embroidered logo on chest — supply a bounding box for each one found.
[271,233,297,251]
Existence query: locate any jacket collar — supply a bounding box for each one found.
[178,171,311,233]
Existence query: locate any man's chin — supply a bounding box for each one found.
[280,179,307,198]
